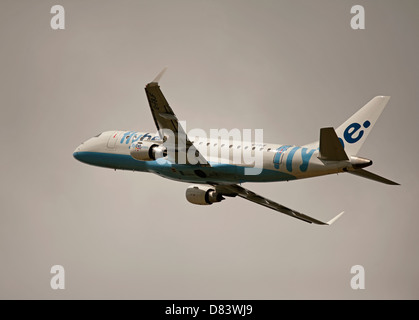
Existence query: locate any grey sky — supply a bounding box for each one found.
[0,0,418,299]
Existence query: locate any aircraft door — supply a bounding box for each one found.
[107,132,119,149]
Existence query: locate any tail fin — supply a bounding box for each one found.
[335,96,390,156]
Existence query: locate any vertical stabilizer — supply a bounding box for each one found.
[335,96,390,156]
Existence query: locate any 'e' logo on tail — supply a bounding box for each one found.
[339,120,371,148]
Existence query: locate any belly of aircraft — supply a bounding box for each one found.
[74,151,297,183]
[149,162,296,184]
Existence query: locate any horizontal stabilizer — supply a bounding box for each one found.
[348,169,400,185]
[318,127,349,161]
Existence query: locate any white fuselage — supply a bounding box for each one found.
[73,130,349,184]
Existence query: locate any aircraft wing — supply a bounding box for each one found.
[214,184,344,225]
[144,68,209,166]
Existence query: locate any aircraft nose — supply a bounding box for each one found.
[73,151,80,161]
[73,144,83,161]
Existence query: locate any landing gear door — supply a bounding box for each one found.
[107,132,119,149]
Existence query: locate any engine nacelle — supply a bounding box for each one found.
[185,185,225,205]
[130,141,167,161]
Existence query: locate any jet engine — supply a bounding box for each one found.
[185,185,225,205]
[130,141,167,161]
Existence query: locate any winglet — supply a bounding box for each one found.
[326,211,344,225]
[151,67,168,84]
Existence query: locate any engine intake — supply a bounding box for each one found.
[130,141,167,161]
[185,185,225,205]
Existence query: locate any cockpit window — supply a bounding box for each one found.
[94,133,102,137]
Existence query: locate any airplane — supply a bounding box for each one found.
[73,69,399,226]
